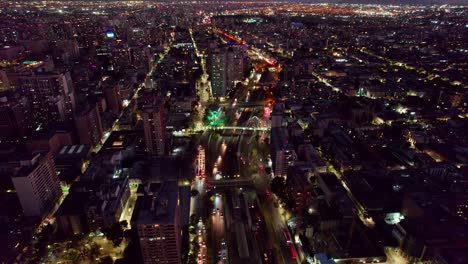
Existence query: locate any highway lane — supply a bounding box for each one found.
[198,106,266,264]
[211,193,227,264]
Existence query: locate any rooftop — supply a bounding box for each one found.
[133,181,179,225]
[56,145,90,159]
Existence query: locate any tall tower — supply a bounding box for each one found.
[142,102,166,156]
[196,145,206,177]
[74,103,103,147]
[133,181,181,264]
[103,84,122,115]
[226,47,244,91]
[12,154,62,218]
[209,49,227,97]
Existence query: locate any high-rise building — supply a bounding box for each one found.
[208,47,244,97]
[96,43,114,72]
[225,47,244,90]
[74,103,103,147]
[0,96,28,142]
[271,103,285,128]
[142,101,166,155]
[103,84,122,115]
[19,71,75,129]
[12,154,62,218]
[132,181,181,264]
[209,50,227,97]
[271,127,297,178]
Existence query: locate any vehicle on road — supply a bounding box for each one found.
[283,228,292,244]
[289,243,297,259]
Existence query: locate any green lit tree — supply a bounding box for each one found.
[205,107,228,127]
[206,109,222,126]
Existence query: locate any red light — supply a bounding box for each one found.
[289,244,297,259]
[264,106,272,119]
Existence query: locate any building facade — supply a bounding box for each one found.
[142,103,167,155]
[271,127,297,178]
[133,182,181,264]
[74,103,103,147]
[19,72,75,129]
[103,84,122,115]
[209,50,227,97]
[12,154,62,218]
[225,47,244,90]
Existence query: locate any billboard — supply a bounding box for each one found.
[106,30,115,39]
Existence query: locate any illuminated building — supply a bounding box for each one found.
[271,127,297,178]
[196,145,206,177]
[208,49,227,97]
[142,100,167,156]
[207,46,245,96]
[96,44,114,72]
[132,181,181,264]
[12,154,62,218]
[84,177,130,231]
[225,46,244,91]
[74,103,103,147]
[19,71,75,129]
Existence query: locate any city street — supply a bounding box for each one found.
[211,193,227,264]
[186,26,299,264]
[212,26,301,264]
